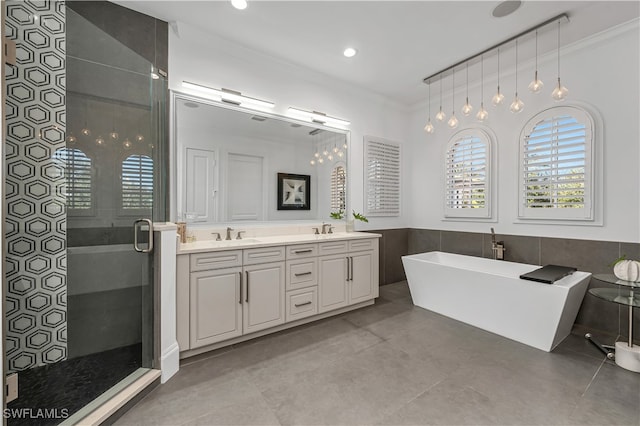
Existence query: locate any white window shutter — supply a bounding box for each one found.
[364,136,400,217]
[518,106,594,220]
[53,148,93,215]
[330,165,346,212]
[122,154,154,211]
[444,129,492,219]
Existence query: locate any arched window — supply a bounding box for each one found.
[518,106,594,220]
[121,154,153,212]
[330,164,346,213]
[444,129,492,218]
[53,148,92,214]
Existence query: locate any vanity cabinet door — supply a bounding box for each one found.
[318,254,349,313]
[190,267,243,348]
[350,251,375,304]
[243,262,285,334]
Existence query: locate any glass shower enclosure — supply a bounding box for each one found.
[4,2,165,423]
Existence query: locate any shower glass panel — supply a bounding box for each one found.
[4,3,165,423]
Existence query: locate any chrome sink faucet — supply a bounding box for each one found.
[226,227,233,241]
[491,227,506,260]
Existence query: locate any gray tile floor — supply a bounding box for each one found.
[117,282,640,425]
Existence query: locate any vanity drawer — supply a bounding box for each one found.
[286,243,318,259]
[348,238,376,252]
[286,287,318,322]
[286,258,318,291]
[318,240,348,256]
[243,246,286,266]
[190,250,242,272]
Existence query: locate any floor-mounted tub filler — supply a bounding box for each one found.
[402,251,591,352]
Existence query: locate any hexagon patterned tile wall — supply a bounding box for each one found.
[5,0,67,372]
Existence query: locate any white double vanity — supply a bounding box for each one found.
[175,229,380,358]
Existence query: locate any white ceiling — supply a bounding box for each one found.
[114,1,639,107]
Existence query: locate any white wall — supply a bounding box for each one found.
[169,24,410,231]
[406,20,640,243]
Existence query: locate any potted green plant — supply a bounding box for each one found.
[347,210,368,232]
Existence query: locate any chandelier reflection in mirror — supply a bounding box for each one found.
[422,13,570,135]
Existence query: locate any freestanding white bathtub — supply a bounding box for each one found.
[402,251,591,352]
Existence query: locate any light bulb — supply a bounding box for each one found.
[123,138,132,150]
[95,136,105,146]
[461,98,473,116]
[231,0,247,10]
[447,113,459,129]
[435,107,446,122]
[148,143,155,150]
[318,157,324,164]
[492,87,504,106]
[323,148,329,156]
[81,127,91,136]
[528,71,544,94]
[66,134,77,144]
[333,146,339,153]
[314,152,320,158]
[343,143,348,150]
[476,104,488,122]
[310,159,316,166]
[327,154,334,161]
[509,95,524,114]
[337,151,344,158]
[110,131,119,140]
[424,119,435,134]
[136,134,145,142]
[551,78,569,102]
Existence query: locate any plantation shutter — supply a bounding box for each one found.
[364,136,400,217]
[54,148,93,214]
[519,106,593,220]
[444,129,491,218]
[330,165,346,212]
[122,154,154,211]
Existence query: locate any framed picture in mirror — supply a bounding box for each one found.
[277,173,310,210]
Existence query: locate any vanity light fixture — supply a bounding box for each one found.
[181,81,275,109]
[424,81,435,134]
[528,30,544,93]
[551,20,569,101]
[447,69,459,129]
[286,107,350,127]
[476,55,488,122]
[509,39,524,114]
[231,0,247,10]
[492,48,505,106]
[461,63,473,116]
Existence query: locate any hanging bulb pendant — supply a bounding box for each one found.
[551,78,569,101]
[492,86,504,106]
[461,97,473,116]
[476,103,488,121]
[447,112,459,129]
[528,71,544,94]
[424,119,435,134]
[510,93,524,113]
[435,107,446,122]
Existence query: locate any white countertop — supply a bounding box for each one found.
[177,231,381,254]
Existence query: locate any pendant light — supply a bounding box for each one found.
[461,63,473,116]
[447,69,459,129]
[492,48,505,106]
[551,20,569,101]
[476,55,488,122]
[424,81,435,134]
[435,77,446,122]
[528,30,544,93]
[509,39,524,114]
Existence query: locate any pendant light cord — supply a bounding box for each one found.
[497,48,501,89]
[535,30,538,71]
[428,83,431,117]
[515,39,518,94]
[557,21,561,78]
[452,68,455,112]
[465,63,469,100]
[480,55,484,101]
[439,77,443,110]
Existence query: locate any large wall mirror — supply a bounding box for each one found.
[173,93,348,225]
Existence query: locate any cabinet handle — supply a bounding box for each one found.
[239,271,243,304]
[294,301,312,307]
[346,257,351,282]
[350,256,354,281]
[245,271,249,303]
[294,249,313,254]
[294,272,312,277]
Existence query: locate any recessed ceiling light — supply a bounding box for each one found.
[231,0,247,10]
[343,47,357,58]
[492,0,521,18]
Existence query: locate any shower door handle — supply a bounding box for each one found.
[133,219,154,253]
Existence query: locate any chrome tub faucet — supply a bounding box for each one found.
[491,227,506,260]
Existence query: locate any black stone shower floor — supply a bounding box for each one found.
[7,343,142,426]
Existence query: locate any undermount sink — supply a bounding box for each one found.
[211,238,260,246]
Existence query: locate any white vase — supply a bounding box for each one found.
[346,219,354,232]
